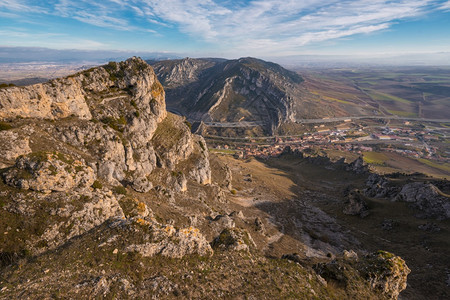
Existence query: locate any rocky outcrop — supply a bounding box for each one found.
[364,174,400,198]
[0,77,92,120]
[3,152,95,193]
[364,173,450,220]
[0,57,212,193]
[362,251,410,300]
[0,57,214,258]
[395,182,450,220]
[346,157,368,174]
[343,189,370,218]
[314,250,410,300]
[0,185,124,254]
[125,223,213,258]
[211,228,254,252]
[0,128,32,168]
[188,136,211,185]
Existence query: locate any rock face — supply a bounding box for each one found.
[0,128,32,168]
[364,174,400,198]
[0,77,92,120]
[126,222,213,258]
[0,57,210,193]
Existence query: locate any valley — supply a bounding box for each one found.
[150,59,449,178]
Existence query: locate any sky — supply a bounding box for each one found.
[1,0,450,61]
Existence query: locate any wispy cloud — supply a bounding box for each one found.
[0,0,447,55]
[0,0,46,13]
[131,0,438,54]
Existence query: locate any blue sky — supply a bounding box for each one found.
[1,0,450,59]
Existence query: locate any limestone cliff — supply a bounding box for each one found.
[0,57,211,192]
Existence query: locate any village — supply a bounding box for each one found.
[208,120,449,163]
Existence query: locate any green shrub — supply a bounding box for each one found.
[92,180,103,190]
[0,121,13,131]
[113,185,127,195]
[0,83,15,89]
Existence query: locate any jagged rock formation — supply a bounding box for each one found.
[364,174,450,219]
[126,223,213,258]
[3,152,95,193]
[211,228,254,252]
[362,251,411,300]
[152,57,315,134]
[395,182,450,220]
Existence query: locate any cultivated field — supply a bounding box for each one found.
[301,67,450,119]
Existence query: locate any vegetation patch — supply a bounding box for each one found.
[362,151,389,165]
[113,185,127,195]
[0,121,13,131]
[100,116,127,132]
[92,180,103,190]
[0,83,16,89]
[417,158,450,173]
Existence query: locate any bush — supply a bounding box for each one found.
[113,185,127,195]
[0,121,13,131]
[92,180,103,190]
[0,83,15,89]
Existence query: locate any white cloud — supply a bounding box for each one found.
[1,0,446,55]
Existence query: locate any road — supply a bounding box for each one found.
[295,116,450,124]
[202,121,265,128]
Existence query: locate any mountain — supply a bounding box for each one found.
[151,57,379,135]
[0,58,412,299]
[152,57,327,134]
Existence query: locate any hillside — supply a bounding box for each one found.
[0,58,412,299]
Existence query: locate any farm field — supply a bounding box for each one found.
[300,67,450,119]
